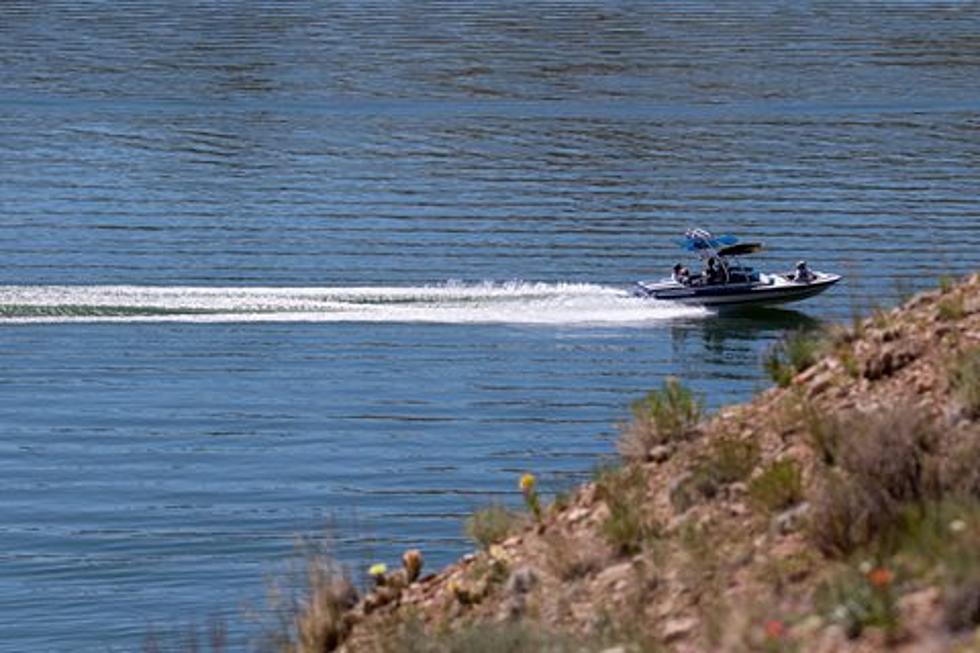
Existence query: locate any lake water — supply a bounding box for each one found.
[1,1,978,650]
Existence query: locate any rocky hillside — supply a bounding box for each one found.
[283,274,980,653]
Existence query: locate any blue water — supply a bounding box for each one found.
[1,2,979,650]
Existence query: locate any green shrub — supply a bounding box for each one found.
[950,347,980,418]
[595,465,659,555]
[749,459,804,513]
[692,437,759,499]
[763,351,795,388]
[938,295,966,321]
[465,504,521,550]
[618,377,703,460]
[763,328,825,387]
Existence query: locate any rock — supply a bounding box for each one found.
[772,502,810,536]
[915,376,934,394]
[595,561,633,591]
[728,502,748,517]
[648,444,672,463]
[726,481,748,499]
[451,578,488,606]
[662,616,699,644]
[789,614,823,641]
[881,327,902,342]
[795,365,823,385]
[863,342,920,380]
[363,585,399,614]
[598,647,627,653]
[811,624,848,653]
[807,371,835,397]
[566,506,590,524]
[899,586,941,626]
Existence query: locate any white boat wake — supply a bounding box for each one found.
[0,282,707,326]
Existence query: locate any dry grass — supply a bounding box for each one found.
[807,470,883,558]
[941,435,980,499]
[263,547,358,653]
[806,407,940,557]
[949,347,980,418]
[803,402,845,467]
[544,530,607,581]
[837,407,939,505]
[383,618,588,653]
[618,377,703,460]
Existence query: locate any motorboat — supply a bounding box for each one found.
[632,229,841,308]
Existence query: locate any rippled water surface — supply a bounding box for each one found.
[1,1,979,650]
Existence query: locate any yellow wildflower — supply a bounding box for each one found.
[519,473,536,493]
[368,562,387,577]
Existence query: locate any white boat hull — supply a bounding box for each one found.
[633,272,841,308]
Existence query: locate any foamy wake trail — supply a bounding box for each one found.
[0,282,706,325]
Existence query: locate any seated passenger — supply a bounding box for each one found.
[705,257,723,285]
[793,260,814,283]
[671,263,690,285]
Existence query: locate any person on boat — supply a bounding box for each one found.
[794,260,814,283]
[705,257,723,285]
[672,263,690,285]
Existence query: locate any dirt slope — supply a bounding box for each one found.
[301,273,980,653]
